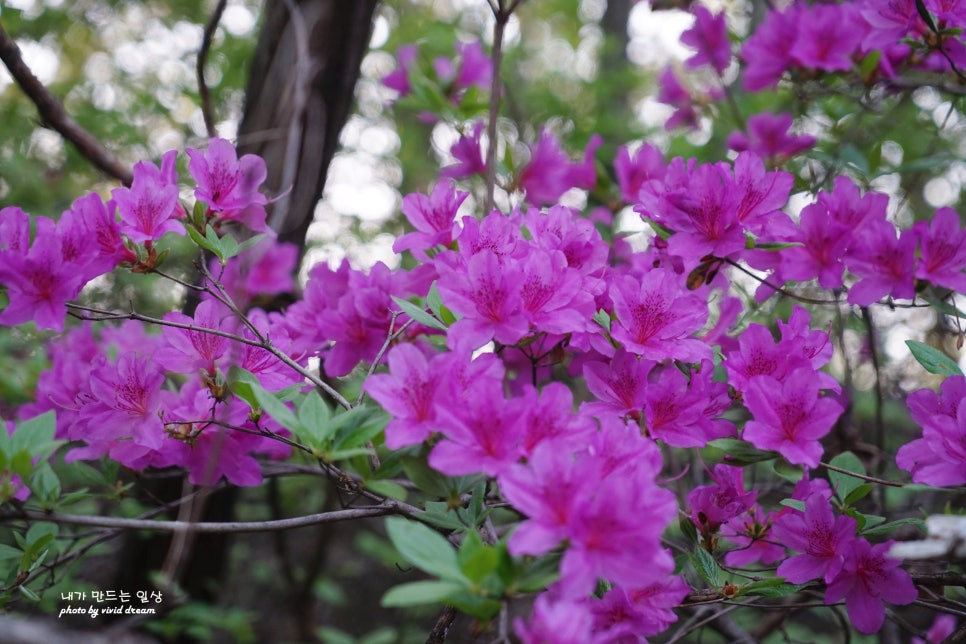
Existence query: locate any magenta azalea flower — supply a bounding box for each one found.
[440,121,487,179]
[363,343,442,449]
[687,464,757,535]
[789,3,865,72]
[898,395,966,487]
[614,143,666,204]
[382,44,418,96]
[727,112,816,162]
[187,137,269,232]
[436,249,529,352]
[0,218,85,332]
[913,206,966,292]
[518,130,601,206]
[609,270,711,362]
[582,350,653,419]
[645,362,733,448]
[393,181,468,259]
[81,352,166,462]
[453,40,492,91]
[780,202,850,289]
[112,150,184,243]
[740,5,798,91]
[515,593,594,644]
[681,5,731,74]
[429,379,525,477]
[845,219,918,306]
[723,506,786,567]
[825,538,917,634]
[772,492,857,584]
[157,382,274,487]
[742,369,843,468]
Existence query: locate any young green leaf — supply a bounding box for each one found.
[690,548,721,587]
[187,224,223,259]
[391,296,448,331]
[384,517,463,582]
[906,340,963,376]
[381,580,465,607]
[828,451,866,504]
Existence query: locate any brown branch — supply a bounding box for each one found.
[818,461,906,488]
[484,5,509,214]
[426,606,458,644]
[1,503,404,534]
[197,0,228,138]
[0,21,132,185]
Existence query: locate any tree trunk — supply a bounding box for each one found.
[238,0,379,249]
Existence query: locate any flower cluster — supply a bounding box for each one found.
[774,492,917,633]
[6,0,965,629]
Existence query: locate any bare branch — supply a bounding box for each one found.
[197,0,228,138]
[2,503,403,534]
[0,21,132,184]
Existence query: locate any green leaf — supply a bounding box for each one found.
[427,282,456,326]
[706,438,778,465]
[364,479,408,501]
[753,241,802,251]
[384,517,463,582]
[690,548,720,587]
[11,411,56,453]
[906,340,963,376]
[741,580,808,597]
[381,580,464,607]
[419,503,468,531]
[593,309,611,332]
[390,296,447,331]
[916,0,939,33]
[828,451,866,504]
[780,499,806,512]
[206,225,224,254]
[445,591,502,619]
[334,408,388,451]
[191,200,207,229]
[19,585,40,602]
[27,463,60,504]
[226,366,261,410]
[861,516,926,537]
[678,516,698,544]
[458,531,497,583]
[401,455,467,499]
[843,483,873,506]
[230,233,266,259]
[247,379,304,434]
[924,294,966,320]
[859,50,882,78]
[0,544,22,561]
[514,552,561,593]
[187,224,222,258]
[297,390,334,444]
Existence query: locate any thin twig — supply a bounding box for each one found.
[484,6,509,213]
[724,258,839,305]
[818,461,905,488]
[0,22,132,184]
[355,311,414,406]
[66,299,352,410]
[0,504,404,534]
[197,0,228,138]
[426,606,458,644]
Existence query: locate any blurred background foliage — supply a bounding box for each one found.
[1,0,965,641]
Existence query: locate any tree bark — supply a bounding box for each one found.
[237,0,379,249]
